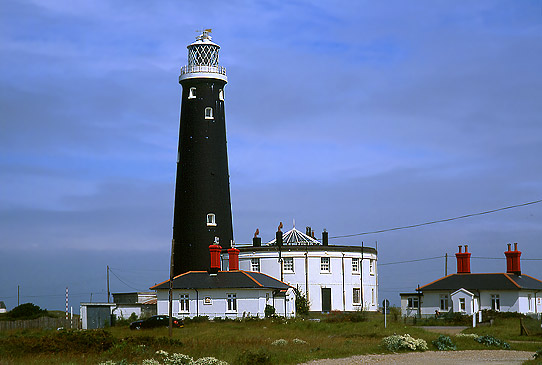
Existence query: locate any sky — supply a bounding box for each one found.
[1,0,541,312]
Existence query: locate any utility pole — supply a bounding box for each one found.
[445,253,448,276]
[107,265,110,303]
[169,238,175,338]
[17,285,20,306]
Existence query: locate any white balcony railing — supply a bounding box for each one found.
[180,65,226,77]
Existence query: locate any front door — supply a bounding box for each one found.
[321,288,331,312]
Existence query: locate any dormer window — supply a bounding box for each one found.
[205,107,213,119]
[206,213,216,226]
[218,89,224,101]
[188,87,196,99]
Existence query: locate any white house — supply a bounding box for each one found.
[401,243,542,318]
[222,226,378,312]
[151,245,295,319]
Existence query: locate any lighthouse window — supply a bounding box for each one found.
[218,89,224,101]
[205,107,213,119]
[206,213,216,226]
[188,87,196,99]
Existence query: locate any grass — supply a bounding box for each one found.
[0,313,541,364]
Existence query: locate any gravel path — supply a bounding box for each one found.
[299,350,535,364]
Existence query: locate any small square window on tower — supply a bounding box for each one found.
[205,107,213,119]
[188,87,196,99]
[206,213,216,226]
[218,89,224,101]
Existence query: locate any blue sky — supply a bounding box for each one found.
[1,0,541,311]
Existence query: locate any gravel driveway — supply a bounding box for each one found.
[299,350,534,364]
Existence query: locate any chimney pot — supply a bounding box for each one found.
[507,243,511,251]
[227,247,240,271]
[464,245,468,252]
[458,245,462,253]
[505,243,522,275]
[514,242,518,251]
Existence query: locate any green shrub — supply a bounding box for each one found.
[8,303,48,320]
[264,305,276,318]
[324,310,367,323]
[432,335,456,351]
[294,289,310,316]
[236,348,271,365]
[475,335,510,349]
[533,348,542,359]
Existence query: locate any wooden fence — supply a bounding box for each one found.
[0,316,81,331]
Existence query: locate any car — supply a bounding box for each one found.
[130,315,184,330]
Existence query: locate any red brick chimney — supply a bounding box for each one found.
[228,247,240,271]
[456,245,471,274]
[504,242,521,275]
[209,244,222,274]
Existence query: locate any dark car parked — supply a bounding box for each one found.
[130,315,184,330]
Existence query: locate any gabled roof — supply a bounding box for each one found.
[150,271,292,291]
[267,227,320,245]
[450,288,474,297]
[419,273,542,292]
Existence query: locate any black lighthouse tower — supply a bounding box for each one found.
[172,30,234,276]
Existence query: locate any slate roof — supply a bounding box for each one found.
[150,271,292,291]
[419,273,542,292]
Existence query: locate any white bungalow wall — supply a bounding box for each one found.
[156,288,295,319]
[228,250,378,312]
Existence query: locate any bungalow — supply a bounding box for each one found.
[401,243,542,318]
[151,244,296,319]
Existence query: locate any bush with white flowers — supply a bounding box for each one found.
[271,338,288,346]
[382,334,428,352]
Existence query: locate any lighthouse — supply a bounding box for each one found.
[172,30,234,276]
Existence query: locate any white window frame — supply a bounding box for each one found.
[439,294,449,311]
[179,294,189,312]
[251,258,260,272]
[227,293,237,312]
[320,257,330,272]
[371,289,375,304]
[352,258,359,273]
[206,213,216,226]
[407,297,419,309]
[353,288,361,305]
[528,294,532,311]
[491,294,500,311]
[205,107,213,119]
[283,257,294,272]
[218,88,224,101]
[459,298,466,312]
[188,87,196,99]
[369,259,375,276]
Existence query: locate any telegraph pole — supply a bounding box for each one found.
[445,253,448,276]
[107,265,110,303]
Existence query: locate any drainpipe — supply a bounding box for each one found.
[195,289,199,317]
[305,250,309,301]
[342,253,345,311]
[361,242,364,310]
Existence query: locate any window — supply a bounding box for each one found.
[218,89,224,101]
[206,213,216,226]
[371,289,375,304]
[179,294,189,312]
[203,296,212,305]
[459,298,466,312]
[352,258,359,273]
[369,259,375,275]
[251,258,260,272]
[353,288,361,305]
[283,257,294,272]
[227,293,237,311]
[491,294,500,311]
[205,107,213,119]
[439,294,449,311]
[528,294,532,311]
[188,87,196,99]
[320,257,330,272]
[407,297,419,309]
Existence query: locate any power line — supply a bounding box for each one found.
[330,199,542,239]
[108,269,146,291]
[380,255,444,266]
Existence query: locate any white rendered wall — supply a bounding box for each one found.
[156,288,295,319]
[228,248,378,312]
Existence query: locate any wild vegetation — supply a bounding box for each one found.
[0,310,540,364]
